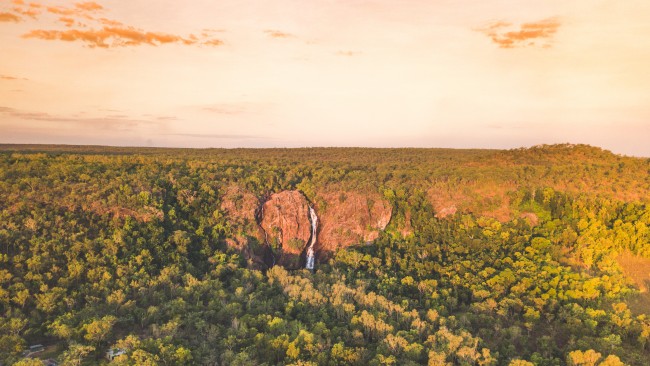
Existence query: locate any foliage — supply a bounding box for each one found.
[0,144,649,365]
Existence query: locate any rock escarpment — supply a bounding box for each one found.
[315,191,392,253]
[220,187,393,269]
[219,185,266,268]
[259,190,312,269]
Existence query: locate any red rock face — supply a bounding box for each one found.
[221,188,393,269]
[219,185,266,268]
[220,185,260,225]
[315,191,392,253]
[260,190,312,268]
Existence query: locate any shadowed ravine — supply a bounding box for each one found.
[254,189,392,270]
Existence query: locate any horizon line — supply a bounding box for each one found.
[1,142,647,158]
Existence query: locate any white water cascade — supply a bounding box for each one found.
[305,206,318,270]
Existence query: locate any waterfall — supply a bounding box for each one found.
[305,206,318,270]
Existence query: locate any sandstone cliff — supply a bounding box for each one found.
[259,190,312,269]
[220,188,393,269]
[219,185,266,268]
[314,191,392,253]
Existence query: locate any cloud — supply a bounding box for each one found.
[45,2,101,17]
[203,38,224,46]
[0,74,27,80]
[97,17,122,27]
[22,26,223,48]
[478,17,561,49]
[75,2,103,12]
[0,106,166,131]
[0,12,21,22]
[45,6,77,16]
[2,1,224,48]
[12,6,40,19]
[58,16,75,27]
[264,29,293,39]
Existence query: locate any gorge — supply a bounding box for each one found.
[2,145,650,365]
[232,189,395,270]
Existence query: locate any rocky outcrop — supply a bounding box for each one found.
[219,185,266,268]
[220,187,393,269]
[427,183,515,222]
[315,191,392,253]
[220,185,260,225]
[260,190,312,269]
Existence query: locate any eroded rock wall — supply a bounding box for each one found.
[315,191,392,253]
[259,190,312,268]
[221,188,393,269]
[219,185,266,268]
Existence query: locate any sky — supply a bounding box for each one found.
[1,0,649,156]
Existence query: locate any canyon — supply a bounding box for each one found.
[222,187,393,269]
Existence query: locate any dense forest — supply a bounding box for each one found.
[1,144,650,365]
